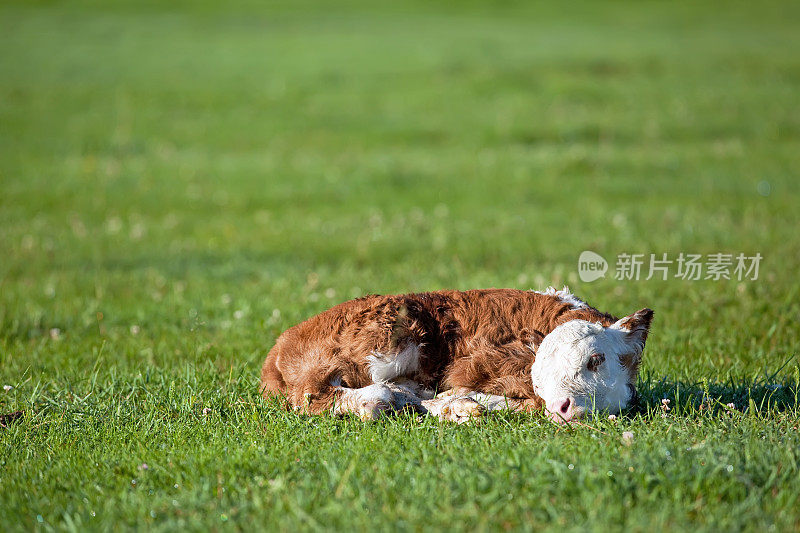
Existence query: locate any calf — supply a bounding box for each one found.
[260,287,653,423]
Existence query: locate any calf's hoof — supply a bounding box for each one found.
[358,399,393,421]
[438,397,485,424]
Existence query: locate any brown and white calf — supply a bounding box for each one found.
[260,288,653,423]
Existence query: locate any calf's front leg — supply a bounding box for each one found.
[423,389,541,421]
[420,393,485,424]
[329,382,426,420]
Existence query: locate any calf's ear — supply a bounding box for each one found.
[612,308,654,351]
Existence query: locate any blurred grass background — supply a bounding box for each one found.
[1,0,800,530]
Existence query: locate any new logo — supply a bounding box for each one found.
[578,250,608,282]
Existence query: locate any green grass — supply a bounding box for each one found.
[2,0,800,530]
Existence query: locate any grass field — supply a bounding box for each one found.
[2,0,800,530]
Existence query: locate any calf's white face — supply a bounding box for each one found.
[530,309,653,423]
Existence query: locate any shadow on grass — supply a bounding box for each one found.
[628,367,800,419]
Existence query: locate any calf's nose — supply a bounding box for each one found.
[559,398,571,415]
[548,397,582,423]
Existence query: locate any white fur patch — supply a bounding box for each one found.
[366,344,421,383]
[333,383,397,416]
[332,380,431,416]
[530,319,638,416]
[338,383,395,405]
[533,286,588,309]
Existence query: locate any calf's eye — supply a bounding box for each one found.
[587,353,605,372]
